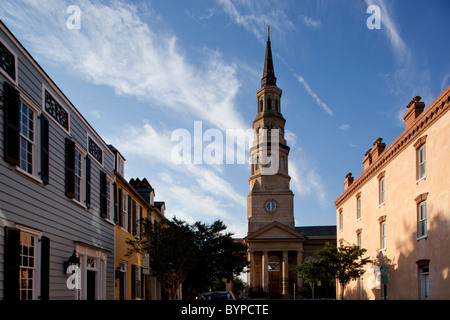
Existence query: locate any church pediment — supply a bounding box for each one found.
[245,221,305,241]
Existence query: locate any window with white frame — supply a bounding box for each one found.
[418,200,427,238]
[357,195,361,220]
[106,178,112,220]
[339,209,343,231]
[420,266,429,300]
[418,262,430,300]
[379,176,385,205]
[18,102,36,175]
[380,220,386,250]
[121,191,128,230]
[19,229,40,300]
[74,149,83,202]
[117,156,125,177]
[417,144,426,180]
[357,230,362,249]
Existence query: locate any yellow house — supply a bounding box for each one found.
[108,145,165,300]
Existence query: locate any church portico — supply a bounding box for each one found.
[246,221,305,298]
[248,249,303,298]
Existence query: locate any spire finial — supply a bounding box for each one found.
[261,25,276,86]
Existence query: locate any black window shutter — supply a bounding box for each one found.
[40,114,49,184]
[65,138,75,198]
[40,236,50,300]
[127,195,132,232]
[141,267,145,300]
[132,200,137,236]
[113,182,118,223]
[3,82,20,166]
[118,188,123,227]
[131,265,136,300]
[4,226,20,300]
[139,207,142,238]
[85,156,91,208]
[100,170,108,218]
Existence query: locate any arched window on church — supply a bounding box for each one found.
[267,97,272,110]
[268,256,280,271]
[281,156,285,170]
[255,156,259,170]
[276,97,279,112]
[259,98,263,113]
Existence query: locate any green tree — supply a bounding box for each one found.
[183,220,247,296]
[127,218,247,299]
[126,217,197,300]
[317,242,371,300]
[295,258,324,300]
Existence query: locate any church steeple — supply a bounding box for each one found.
[261,25,277,87]
[248,27,293,234]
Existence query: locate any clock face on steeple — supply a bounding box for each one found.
[264,199,278,213]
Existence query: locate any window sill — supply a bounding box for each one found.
[72,198,88,210]
[15,167,43,185]
[416,175,427,184]
[104,218,115,226]
[416,235,428,241]
[378,202,385,208]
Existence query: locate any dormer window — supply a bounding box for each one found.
[117,156,125,177]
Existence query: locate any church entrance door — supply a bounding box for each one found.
[268,256,282,298]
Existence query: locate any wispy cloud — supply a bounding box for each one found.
[289,157,328,208]
[365,0,434,126]
[107,122,248,235]
[365,0,410,64]
[300,15,321,28]
[0,0,252,235]
[339,124,350,132]
[0,0,246,131]
[217,0,294,43]
[295,73,334,116]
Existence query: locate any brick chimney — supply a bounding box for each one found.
[403,96,425,129]
[371,137,386,162]
[129,178,154,205]
[344,172,354,190]
[362,149,372,171]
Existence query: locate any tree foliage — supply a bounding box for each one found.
[295,258,324,300]
[126,218,248,299]
[183,220,248,297]
[126,218,197,300]
[317,242,372,300]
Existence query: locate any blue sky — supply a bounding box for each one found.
[1,0,449,238]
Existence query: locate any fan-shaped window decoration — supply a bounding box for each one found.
[268,256,280,271]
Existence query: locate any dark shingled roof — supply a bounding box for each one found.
[295,226,336,236]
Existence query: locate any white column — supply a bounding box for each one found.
[282,251,288,296]
[262,251,269,292]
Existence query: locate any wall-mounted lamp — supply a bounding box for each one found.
[63,249,80,273]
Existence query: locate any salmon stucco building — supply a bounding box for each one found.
[335,87,450,300]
